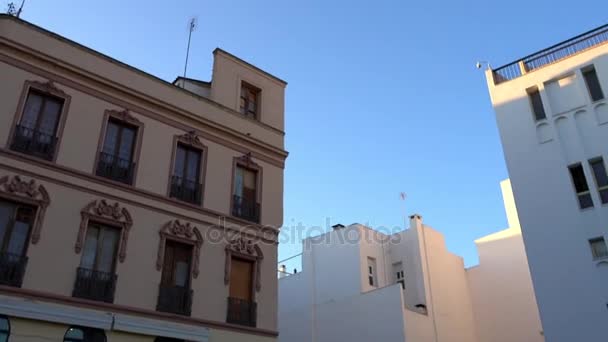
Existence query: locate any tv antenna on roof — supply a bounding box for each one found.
[183,16,198,80]
[6,0,25,17]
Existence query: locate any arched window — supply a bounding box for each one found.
[64,326,106,342]
[0,316,10,342]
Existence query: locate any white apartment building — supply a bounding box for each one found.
[484,24,608,342]
[278,180,543,342]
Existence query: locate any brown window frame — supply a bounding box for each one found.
[224,236,263,295]
[156,220,203,280]
[230,153,263,223]
[239,81,261,120]
[75,200,133,264]
[0,175,50,246]
[93,109,144,186]
[166,132,208,206]
[8,80,71,162]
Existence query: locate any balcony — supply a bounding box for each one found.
[0,253,28,287]
[231,195,260,223]
[10,125,58,160]
[96,152,135,185]
[156,285,193,316]
[226,297,257,327]
[169,175,202,205]
[72,267,117,303]
[493,24,608,84]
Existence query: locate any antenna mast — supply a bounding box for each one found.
[183,17,197,80]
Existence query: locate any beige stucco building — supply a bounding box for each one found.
[0,14,287,342]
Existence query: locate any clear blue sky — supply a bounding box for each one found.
[9,0,608,267]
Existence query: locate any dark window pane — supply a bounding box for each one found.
[39,98,62,134]
[0,203,15,250]
[529,90,546,121]
[97,228,119,273]
[185,149,201,181]
[173,146,186,177]
[569,165,590,193]
[102,122,119,154]
[583,68,604,102]
[118,126,135,161]
[590,159,608,187]
[578,193,594,209]
[600,189,608,204]
[20,92,43,128]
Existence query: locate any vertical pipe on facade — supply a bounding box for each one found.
[420,224,439,342]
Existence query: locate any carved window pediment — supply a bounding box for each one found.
[107,109,141,125]
[30,80,67,97]
[177,131,205,149]
[0,175,50,244]
[156,220,203,278]
[235,152,259,169]
[76,200,133,262]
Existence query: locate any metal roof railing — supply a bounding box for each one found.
[493,24,608,84]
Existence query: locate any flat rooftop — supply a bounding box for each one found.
[492,23,608,85]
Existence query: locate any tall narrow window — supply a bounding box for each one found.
[96,119,138,184]
[11,89,64,160]
[589,237,608,260]
[589,158,608,204]
[0,315,9,342]
[64,326,106,342]
[157,240,193,316]
[240,82,260,119]
[528,88,546,121]
[393,262,405,289]
[73,223,119,303]
[232,166,259,223]
[0,201,35,287]
[170,143,202,204]
[569,164,594,209]
[583,67,604,102]
[367,257,377,287]
[227,257,256,327]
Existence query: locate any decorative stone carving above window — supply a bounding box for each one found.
[107,109,141,125]
[235,152,259,169]
[29,80,67,97]
[0,175,50,244]
[76,200,133,262]
[224,235,264,291]
[177,130,205,149]
[156,220,203,278]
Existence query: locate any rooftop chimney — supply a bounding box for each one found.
[279,264,287,278]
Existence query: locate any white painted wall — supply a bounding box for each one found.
[467,180,544,342]
[279,216,481,342]
[486,40,608,342]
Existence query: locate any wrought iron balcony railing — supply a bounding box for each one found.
[493,24,608,84]
[169,175,202,205]
[156,284,193,316]
[226,297,257,327]
[72,267,117,303]
[10,125,58,160]
[96,152,135,185]
[0,252,28,288]
[231,195,260,223]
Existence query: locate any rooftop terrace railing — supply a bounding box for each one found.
[493,24,608,84]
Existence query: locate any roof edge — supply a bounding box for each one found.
[213,48,287,86]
